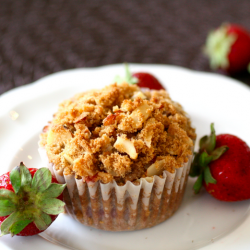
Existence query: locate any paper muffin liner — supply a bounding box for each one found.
[39,147,193,231]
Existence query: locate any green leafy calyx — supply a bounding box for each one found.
[0,163,66,236]
[204,23,237,70]
[189,123,228,194]
[114,63,138,85]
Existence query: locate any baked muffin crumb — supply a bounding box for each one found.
[40,83,196,183]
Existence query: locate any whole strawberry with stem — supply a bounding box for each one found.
[204,23,250,75]
[190,123,250,201]
[115,64,165,90]
[0,162,66,236]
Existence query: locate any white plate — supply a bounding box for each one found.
[0,64,250,250]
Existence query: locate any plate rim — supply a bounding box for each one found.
[1,63,250,250]
[1,63,250,118]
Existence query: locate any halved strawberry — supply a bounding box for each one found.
[0,162,66,236]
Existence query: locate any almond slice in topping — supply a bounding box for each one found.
[103,112,124,126]
[130,102,152,124]
[138,118,155,147]
[144,132,153,148]
[114,135,138,159]
[131,91,147,100]
[142,123,154,148]
[74,112,88,123]
[63,153,74,165]
[103,114,116,126]
[147,159,166,177]
[47,125,72,145]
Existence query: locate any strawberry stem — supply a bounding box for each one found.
[9,219,32,236]
[114,63,138,85]
[189,123,229,193]
[204,166,217,185]
[193,174,203,194]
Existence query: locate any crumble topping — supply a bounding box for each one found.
[40,82,196,184]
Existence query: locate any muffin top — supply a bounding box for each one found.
[40,82,196,185]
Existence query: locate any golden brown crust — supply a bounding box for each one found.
[40,82,196,183]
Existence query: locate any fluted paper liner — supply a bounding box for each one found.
[39,147,192,231]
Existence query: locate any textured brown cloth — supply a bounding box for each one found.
[0,0,250,95]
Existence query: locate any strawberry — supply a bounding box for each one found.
[131,72,165,90]
[115,64,165,90]
[0,162,66,236]
[204,23,250,75]
[190,124,250,201]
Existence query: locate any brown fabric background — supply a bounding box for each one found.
[0,0,250,95]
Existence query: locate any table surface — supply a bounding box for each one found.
[0,0,250,95]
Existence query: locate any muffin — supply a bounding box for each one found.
[39,82,196,231]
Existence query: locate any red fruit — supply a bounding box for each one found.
[0,163,66,237]
[132,72,165,90]
[205,134,250,201]
[204,23,250,75]
[190,123,250,201]
[115,64,166,90]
